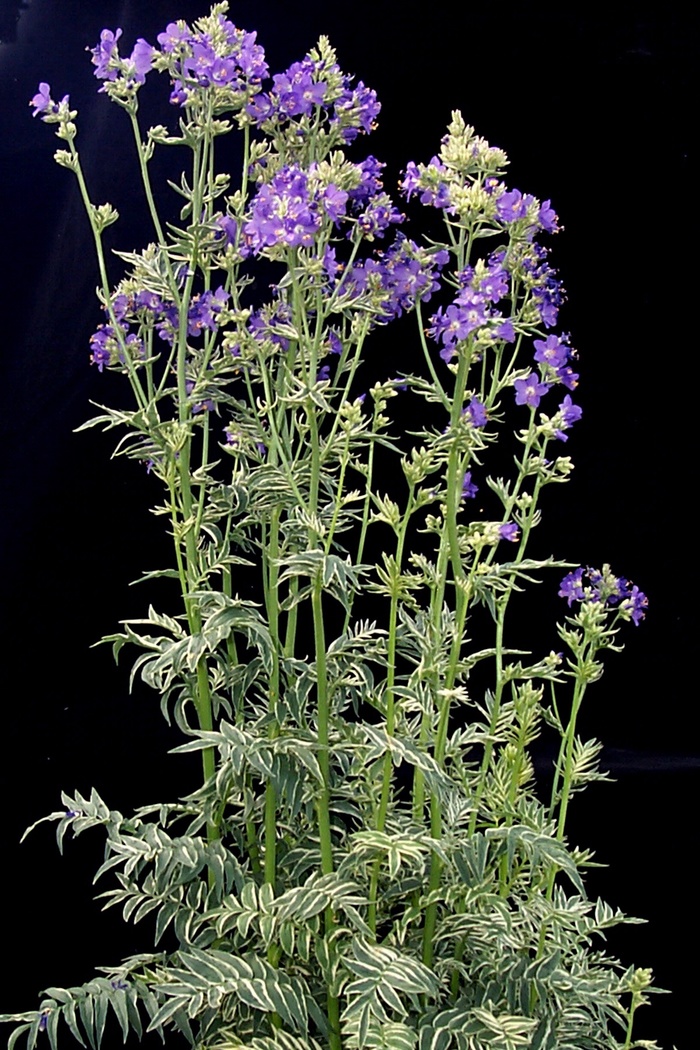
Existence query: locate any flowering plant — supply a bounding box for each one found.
[3,4,659,1048]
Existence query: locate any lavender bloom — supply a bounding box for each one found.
[157,22,192,52]
[523,245,564,328]
[559,566,648,625]
[348,156,385,205]
[495,319,516,343]
[499,522,520,542]
[216,215,238,245]
[557,364,579,391]
[245,166,327,252]
[479,262,509,303]
[534,334,569,369]
[273,60,327,117]
[30,82,52,116]
[129,39,155,82]
[322,183,349,222]
[559,567,586,606]
[30,82,70,119]
[496,188,529,222]
[429,296,487,363]
[514,372,550,408]
[186,287,229,336]
[538,199,559,232]
[356,193,404,239]
[332,79,381,142]
[400,157,451,210]
[462,472,478,500]
[91,28,122,81]
[554,394,582,441]
[327,330,343,355]
[621,585,649,626]
[162,16,268,105]
[534,333,579,388]
[464,397,488,427]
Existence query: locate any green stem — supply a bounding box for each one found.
[68,142,147,410]
[262,509,282,889]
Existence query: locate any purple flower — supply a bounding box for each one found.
[479,262,509,302]
[30,82,70,119]
[273,62,327,117]
[400,157,451,209]
[332,79,381,142]
[621,585,648,626]
[534,334,569,369]
[514,372,550,408]
[559,566,648,625]
[557,365,579,391]
[245,166,322,252]
[129,38,155,82]
[495,319,516,343]
[30,82,52,116]
[496,188,529,222]
[555,394,582,441]
[157,22,192,52]
[538,199,559,233]
[430,297,487,363]
[559,567,586,606]
[216,215,238,245]
[464,397,488,427]
[187,287,229,336]
[349,156,385,205]
[499,522,520,542]
[322,183,349,222]
[356,194,404,239]
[345,235,446,324]
[91,28,122,81]
[462,472,478,500]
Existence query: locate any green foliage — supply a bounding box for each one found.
[4,5,661,1050]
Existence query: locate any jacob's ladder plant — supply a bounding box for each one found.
[3,5,660,1049]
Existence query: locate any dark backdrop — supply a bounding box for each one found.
[0,1,696,1046]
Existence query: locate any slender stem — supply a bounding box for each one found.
[262,508,282,889]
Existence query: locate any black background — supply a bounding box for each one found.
[0,1,696,1046]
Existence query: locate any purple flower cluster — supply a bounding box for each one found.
[157,14,268,104]
[30,82,70,119]
[428,253,515,363]
[462,471,478,500]
[400,157,452,210]
[91,28,155,89]
[89,324,143,372]
[226,298,295,361]
[244,165,348,253]
[342,237,448,323]
[463,396,488,427]
[494,186,558,235]
[553,394,583,441]
[533,334,579,390]
[559,567,648,625]
[514,330,580,425]
[523,244,564,329]
[90,286,230,369]
[339,156,404,241]
[247,52,379,143]
[514,373,551,409]
[499,522,520,543]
